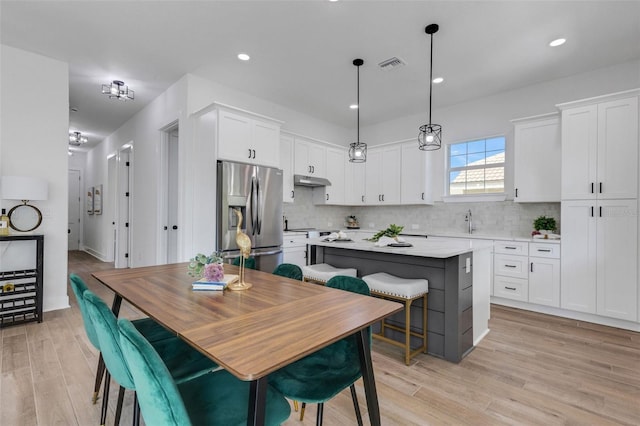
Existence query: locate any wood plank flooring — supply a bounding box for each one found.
[1,250,638,425]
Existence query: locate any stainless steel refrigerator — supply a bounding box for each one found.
[216,160,283,273]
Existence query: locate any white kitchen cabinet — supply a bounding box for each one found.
[365,145,401,205]
[294,137,326,178]
[282,232,308,269]
[345,161,366,205]
[400,141,433,204]
[561,199,638,321]
[512,113,560,202]
[529,243,560,307]
[559,93,638,200]
[217,107,281,168]
[493,241,529,302]
[313,146,346,205]
[280,133,295,203]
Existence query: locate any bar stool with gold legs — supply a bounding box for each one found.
[362,272,428,365]
[301,263,357,285]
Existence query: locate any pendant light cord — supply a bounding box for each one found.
[428,31,433,124]
[357,62,360,143]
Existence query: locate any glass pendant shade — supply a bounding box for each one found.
[349,141,367,163]
[418,123,442,150]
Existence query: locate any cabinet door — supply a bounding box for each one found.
[280,134,295,203]
[308,143,326,178]
[596,97,638,200]
[294,139,311,175]
[596,199,638,321]
[365,148,383,205]
[345,161,366,205]
[514,116,560,202]
[283,247,307,269]
[253,120,280,168]
[218,110,252,162]
[561,200,597,313]
[529,257,560,307]
[324,147,345,204]
[561,105,598,200]
[380,145,401,204]
[401,141,432,204]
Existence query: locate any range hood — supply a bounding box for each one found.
[294,174,331,187]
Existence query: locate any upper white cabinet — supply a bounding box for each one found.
[313,146,346,205]
[559,93,638,200]
[365,145,401,205]
[512,113,560,202]
[400,141,433,204]
[294,137,326,178]
[280,133,295,203]
[217,106,282,168]
[345,162,366,205]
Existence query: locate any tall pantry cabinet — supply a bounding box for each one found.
[558,90,639,322]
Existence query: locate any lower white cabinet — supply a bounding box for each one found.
[282,233,308,269]
[493,240,561,308]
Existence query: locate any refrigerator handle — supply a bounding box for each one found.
[256,178,262,234]
[250,177,258,235]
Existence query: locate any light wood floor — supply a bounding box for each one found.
[1,251,639,425]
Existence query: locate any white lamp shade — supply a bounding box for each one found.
[0,176,49,201]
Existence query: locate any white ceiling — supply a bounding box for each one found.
[2,1,639,150]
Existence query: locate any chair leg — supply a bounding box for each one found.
[350,384,363,426]
[93,354,105,404]
[405,299,412,365]
[100,371,111,426]
[315,402,324,426]
[132,392,140,426]
[300,402,306,421]
[293,400,299,412]
[114,386,125,426]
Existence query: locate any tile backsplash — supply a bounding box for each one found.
[283,186,560,238]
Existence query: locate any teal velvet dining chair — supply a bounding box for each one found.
[232,255,256,269]
[118,317,291,426]
[83,289,218,426]
[273,263,303,281]
[69,273,177,406]
[268,275,370,425]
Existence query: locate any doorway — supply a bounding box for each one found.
[159,123,179,264]
[68,169,81,250]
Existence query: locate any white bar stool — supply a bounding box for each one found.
[301,263,357,285]
[362,272,428,365]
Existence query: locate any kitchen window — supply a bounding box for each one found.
[447,136,505,196]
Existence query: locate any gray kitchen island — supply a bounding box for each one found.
[308,234,492,363]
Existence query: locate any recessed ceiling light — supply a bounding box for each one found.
[329,0,339,2]
[237,53,250,61]
[432,77,444,84]
[549,38,566,47]
[350,104,358,109]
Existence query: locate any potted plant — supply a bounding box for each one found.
[533,216,557,235]
[188,251,224,278]
[346,215,359,228]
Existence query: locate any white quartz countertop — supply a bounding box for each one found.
[307,235,494,258]
[319,229,560,244]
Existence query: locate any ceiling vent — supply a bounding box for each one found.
[378,57,406,71]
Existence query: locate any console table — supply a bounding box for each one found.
[0,234,44,327]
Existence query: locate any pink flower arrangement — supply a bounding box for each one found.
[203,263,224,282]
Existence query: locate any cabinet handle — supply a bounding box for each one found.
[591,182,594,193]
[291,190,294,199]
[599,206,602,217]
[378,195,381,202]
[530,262,534,273]
[505,286,517,291]
[515,188,518,198]
[311,166,315,173]
[505,246,517,250]
[599,182,602,193]
[326,193,329,201]
[591,206,594,217]
[361,195,365,203]
[248,149,252,159]
[252,149,256,159]
[382,194,385,202]
[505,265,517,268]
[308,165,312,173]
[537,249,551,252]
[421,192,424,200]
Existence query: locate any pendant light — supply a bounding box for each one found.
[418,24,442,151]
[349,58,367,163]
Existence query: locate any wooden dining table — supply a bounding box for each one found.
[92,263,402,426]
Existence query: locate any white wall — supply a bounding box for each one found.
[0,45,70,311]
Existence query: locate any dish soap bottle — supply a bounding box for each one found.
[0,209,9,236]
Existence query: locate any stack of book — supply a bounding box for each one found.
[192,274,239,291]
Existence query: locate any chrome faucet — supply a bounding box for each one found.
[465,209,474,234]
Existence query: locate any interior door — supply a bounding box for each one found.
[67,169,81,250]
[116,146,132,268]
[167,128,179,263]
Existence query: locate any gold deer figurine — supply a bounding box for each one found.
[228,208,252,291]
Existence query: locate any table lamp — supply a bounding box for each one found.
[0,176,49,232]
